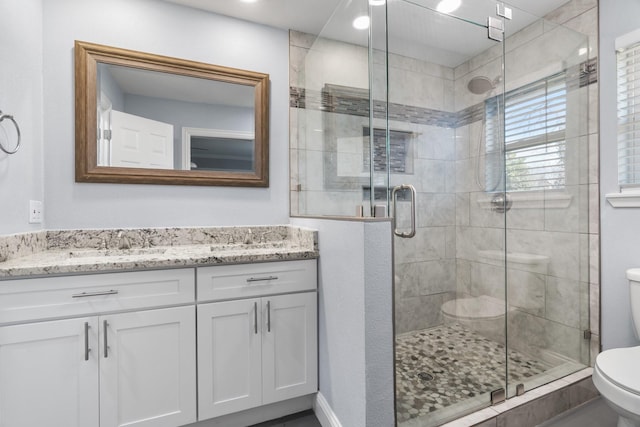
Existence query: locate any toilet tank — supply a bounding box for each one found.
[627,268,640,337]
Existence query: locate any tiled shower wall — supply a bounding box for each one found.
[453,2,598,366]
[290,31,460,332]
[290,32,370,217]
[385,54,458,334]
[289,0,600,365]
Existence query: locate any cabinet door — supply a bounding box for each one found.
[262,292,317,405]
[0,318,99,427]
[99,306,196,427]
[197,299,262,420]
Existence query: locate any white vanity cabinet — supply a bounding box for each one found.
[0,269,197,427]
[196,260,318,420]
[99,306,196,427]
[0,316,100,427]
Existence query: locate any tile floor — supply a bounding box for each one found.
[250,410,321,427]
[253,322,606,427]
[255,397,616,427]
[537,398,617,427]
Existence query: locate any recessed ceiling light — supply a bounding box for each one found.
[436,0,461,13]
[353,15,370,30]
[369,0,386,5]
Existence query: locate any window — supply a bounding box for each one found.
[605,30,640,207]
[485,73,567,192]
[617,39,640,188]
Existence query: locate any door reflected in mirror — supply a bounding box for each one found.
[76,41,269,186]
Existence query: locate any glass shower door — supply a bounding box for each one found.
[381,1,509,426]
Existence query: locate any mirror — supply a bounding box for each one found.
[75,40,270,186]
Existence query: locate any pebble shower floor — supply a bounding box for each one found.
[395,323,553,425]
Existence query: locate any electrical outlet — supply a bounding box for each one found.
[29,200,43,224]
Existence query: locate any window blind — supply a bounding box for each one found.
[617,41,640,188]
[485,73,567,192]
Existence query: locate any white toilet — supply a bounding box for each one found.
[593,268,640,427]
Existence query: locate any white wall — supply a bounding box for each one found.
[291,217,394,427]
[0,0,45,235]
[301,218,367,427]
[600,0,640,349]
[41,0,290,230]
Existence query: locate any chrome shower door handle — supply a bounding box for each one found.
[392,184,417,238]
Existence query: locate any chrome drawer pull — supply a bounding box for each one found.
[72,289,119,298]
[246,276,278,283]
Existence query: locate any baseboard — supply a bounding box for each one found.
[314,392,343,427]
[187,395,313,427]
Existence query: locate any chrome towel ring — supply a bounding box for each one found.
[0,111,21,155]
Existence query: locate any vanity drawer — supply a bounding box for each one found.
[0,269,195,324]
[196,260,317,302]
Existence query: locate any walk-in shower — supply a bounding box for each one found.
[290,0,594,425]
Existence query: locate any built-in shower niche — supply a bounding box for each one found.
[320,84,425,211]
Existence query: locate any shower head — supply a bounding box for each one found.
[467,75,501,95]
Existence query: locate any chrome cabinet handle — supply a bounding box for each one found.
[392,184,417,238]
[254,302,258,334]
[84,322,91,361]
[103,320,109,358]
[246,276,278,283]
[72,289,119,298]
[267,300,271,333]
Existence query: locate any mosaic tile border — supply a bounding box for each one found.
[289,85,463,128]
[289,58,598,130]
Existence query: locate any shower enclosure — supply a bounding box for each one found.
[290,0,593,425]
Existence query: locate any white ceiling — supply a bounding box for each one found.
[164,0,343,36]
[163,0,571,67]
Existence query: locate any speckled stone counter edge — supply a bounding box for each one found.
[0,225,318,278]
[44,225,317,251]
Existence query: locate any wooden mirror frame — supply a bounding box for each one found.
[75,40,269,186]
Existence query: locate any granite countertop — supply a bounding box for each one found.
[0,225,318,278]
